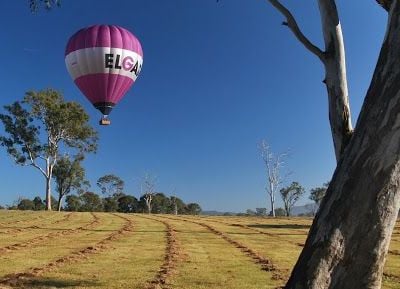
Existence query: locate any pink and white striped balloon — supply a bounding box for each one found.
[65,25,143,118]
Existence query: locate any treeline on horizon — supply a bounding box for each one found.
[0,192,202,215]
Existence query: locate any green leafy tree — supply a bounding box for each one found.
[17,199,35,210]
[117,195,138,213]
[246,209,256,216]
[52,154,89,211]
[280,181,305,217]
[274,207,286,217]
[64,195,81,212]
[255,208,267,216]
[169,196,186,215]
[0,89,98,210]
[32,196,45,210]
[309,182,329,215]
[151,193,171,214]
[97,174,124,197]
[103,197,119,212]
[185,203,202,215]
[80,192,103,212]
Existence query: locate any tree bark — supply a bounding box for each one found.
[145,196,152,214]
[268,0,353,161]
[285,3,400,288]
[57,194,63,212]
[45,175,52,211]
[147,203,151,214]
[45,159,55,211]
[318,0,353,161]
[269,184,276,217]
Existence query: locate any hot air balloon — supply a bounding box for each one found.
[65,25,143,125]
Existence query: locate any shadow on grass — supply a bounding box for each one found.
[247,224,311,230]
[15,277,99,288]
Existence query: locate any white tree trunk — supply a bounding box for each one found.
[45,175,52,211]
[45,159,54,211]
[285,3,400,288]
[268,0,353,162]
[269,182,276,217]
[318,0,353,161]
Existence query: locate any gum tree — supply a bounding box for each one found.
[0,89,97,210]
[280,181,305,217]
[52,154,89,211]
[264,1,400,288]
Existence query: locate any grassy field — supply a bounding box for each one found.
[0,211,399,289]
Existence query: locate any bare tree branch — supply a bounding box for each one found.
[268,0,326,62]
[259,140,289,217]
[27,148,47,177]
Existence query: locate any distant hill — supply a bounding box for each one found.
[291,204,315,216]
[201,210,236,216]
[202,204,316,217]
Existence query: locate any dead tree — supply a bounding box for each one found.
[140,173,157,214]
[259,140,289,217]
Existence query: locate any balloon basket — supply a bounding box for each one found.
[99,118,111,126]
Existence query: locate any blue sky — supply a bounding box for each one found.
[0,1,387,212]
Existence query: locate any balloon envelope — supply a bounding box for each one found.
[65,25,143,116]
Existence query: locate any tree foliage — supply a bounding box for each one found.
[0,89,98,210]
[309,182,329,208]
[79,192,103,212]
[280,181,305,217]
[65,195,81,212]
[32,196,45,211]
[53,154,89,211]
[117,195,138,213]
[17,199,35,210]
[186,203,202,215]
[97,174,124,197]
[29,0,61,12]
[103,197,119,212]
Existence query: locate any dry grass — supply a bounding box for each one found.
[0,211,398,289]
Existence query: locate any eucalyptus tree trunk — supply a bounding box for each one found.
[57,194,63,212]
[268,0,353,162]
[318,0,353,161]
[269,182,276,217]
[44,158,55,211]
[45,175,52,211]
[285,2,400,288]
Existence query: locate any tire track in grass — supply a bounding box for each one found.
[0,213,50,229]
[0,212,73,236]
[203,218,400,259]
[206,218,400,279]
[383,272,400,283]
[163,216,287,283]
[231,222,305,248]
[203,217,307,248]
[0,213,100,255]
[137,215,183,289]
[52,212,73,224]
[0,213,134,288]
[388,250,400,256]
[0,212,39,225]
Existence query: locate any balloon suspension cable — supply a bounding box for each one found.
[99,115,111,126]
